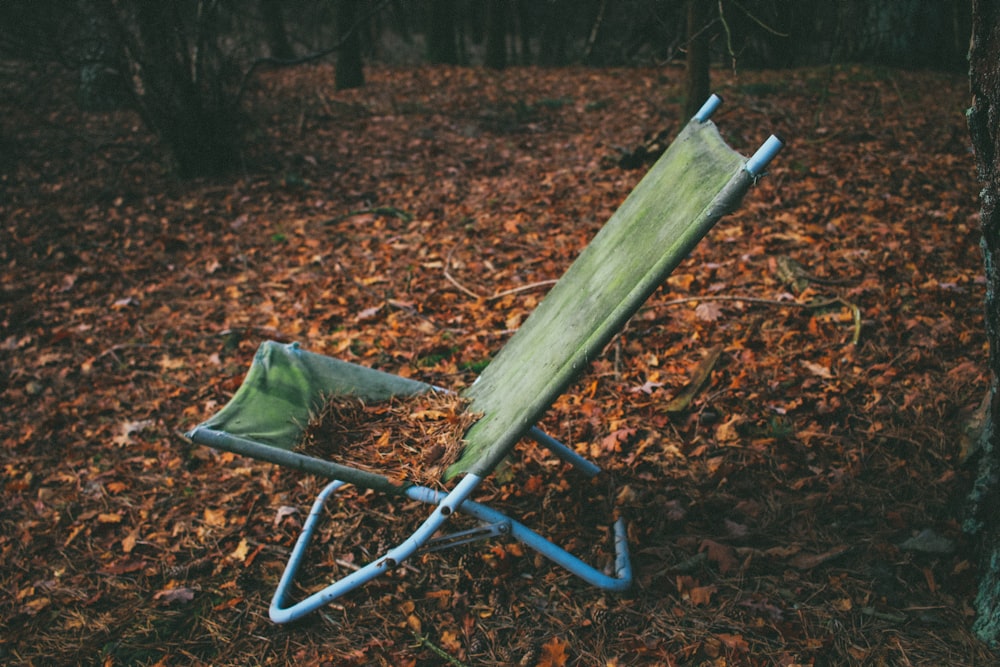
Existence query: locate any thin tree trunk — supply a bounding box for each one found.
[582,0,606,64]
[427,0,458,64]
[261,0,294,60]
[538,0,569,66]
[515,0,531,64]
[683,0,711,121]
[484,0,506,70]
[335,0,364,90]
[968,0,1000,648]
[124,1,241,177]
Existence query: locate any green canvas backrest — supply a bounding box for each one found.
[447,118,755,479]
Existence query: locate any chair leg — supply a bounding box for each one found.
[407,485,633,591]
[269,471,632,623]
[268,474,484,623]
[528,426,601,477]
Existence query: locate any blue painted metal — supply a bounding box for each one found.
[693,93,723,122]
[270,473,484,623]
[528,426,601,477]
[426,520,511,551]
[407,482,632,590]
[745,134,784,177]
[269,472,633,622]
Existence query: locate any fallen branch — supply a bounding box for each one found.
[445,245,558,302]
[655,294,862,345]
[411,632,470,667]
[234,0,391,105]
[444,244,483,299]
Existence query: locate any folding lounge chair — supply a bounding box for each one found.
[185,95,782,623]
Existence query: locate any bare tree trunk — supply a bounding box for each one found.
[261,0,294,60]
[335,0,364,90]
[114,1,242,177]
[484,0,507,70]
[968,0,1000,647]
[427,0,458,64]
[538,0,569,66]
[514,0,531,64]
[683,0,711,121]
[582,0,606,64]
[77,0,125,111]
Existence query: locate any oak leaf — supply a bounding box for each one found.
[537,636,569,667]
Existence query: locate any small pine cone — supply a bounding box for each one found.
[518,643,541,666]
[611,613,631,632]
[468,633,488,655]
[591,608,610,626]
[494,645,514,663]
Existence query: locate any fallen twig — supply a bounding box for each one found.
[412,632,470,667]
[445,244,558,301]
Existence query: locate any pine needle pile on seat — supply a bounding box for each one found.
[297,393,480,489]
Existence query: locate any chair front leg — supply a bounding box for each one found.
[268,474,484,623]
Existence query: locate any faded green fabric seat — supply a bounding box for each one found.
[185,95,782,623]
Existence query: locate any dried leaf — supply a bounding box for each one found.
[273,506,299,527]
[718,633,750,652]
[356,304,383,321]
[537,637,569,667]
[789,544,850,570]
[700,539,739,574]
[203,508,227,528]
[695,301,724,322]
[121,529,138,554]
[664,346,723,414]
[154,586,195,605]
[801,360,834,379]
[689,585,717,606]
[601,427,635,452]
[228,538,250,563]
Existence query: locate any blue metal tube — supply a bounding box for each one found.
[745,134,784,177]
[269,474,484,623]
[528,426,601,477]
[693,93,723,122]
[406,481,632,591]
[270,469,632,622]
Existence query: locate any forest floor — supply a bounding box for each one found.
[2,61,996,666]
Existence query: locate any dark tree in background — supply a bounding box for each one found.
[683,0,712,121]
[261,0,295,60]
[484,0,507,70]
[0,0,973,180]
[968,0,1000,647]
[427,0,459,64]
[537,0,571,66]
[111,1,244,178]
[335,0,364,90]
[76,0,125,111]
